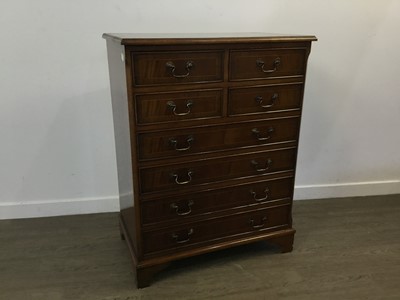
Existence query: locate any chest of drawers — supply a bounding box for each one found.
[103,33,316,288]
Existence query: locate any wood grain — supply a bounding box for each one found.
[132,51,224,86]
[137,117,300,160]
[103,34,317,287]
[139,147,297,193]
[229,48,307,81]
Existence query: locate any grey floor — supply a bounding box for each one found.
[1,195,399,300]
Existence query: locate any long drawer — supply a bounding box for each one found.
[132,51,224,86]
[137,117,299,160]
[135,89,223,125]
[139,147,297,193]
[229,48,307,81]
[141,176,294,225]
[142,204,291,254]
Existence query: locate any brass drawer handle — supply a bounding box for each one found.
[250,187,270,202]
[166,61,194,78]
[249,217,267,229]
[256,57,281,73]
[171,228,194,244]
[255,93,278,109]
[251,159,272,172]
[171,171,193,185]
[170,200,194,216]
[169,136,194,151]
[167,100,193,116]
[252,127,274,141]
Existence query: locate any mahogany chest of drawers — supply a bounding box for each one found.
[103,33,316,288]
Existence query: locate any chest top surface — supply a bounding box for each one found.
[102,32,317,45]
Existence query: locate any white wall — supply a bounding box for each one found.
[1,0,399,219]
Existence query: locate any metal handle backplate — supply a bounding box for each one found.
[251,159,272,172]
[166,61,194,78]
[249,217,268,229]
[252,127,274,141]
[256,57,281,73]
[169,136,194,151]
[255,93,278,109]
[250,187,270,202]
[167,100,193,116]
[170,200,194,216]
[171,228,194,244]
[171,171,193,185]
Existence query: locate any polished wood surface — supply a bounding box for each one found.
[142,204,291,255]
[132,51,223,86]
[137,117,299,160]
[1,195,399,299]
[103,32,318,45]
[139,148,297,193]
[228,82,303,116]
[104,33,315,287]
[140,176,294,225]
[229,48,307,81]
[135,89,223,124]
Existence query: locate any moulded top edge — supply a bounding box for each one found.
[102,33,318,45]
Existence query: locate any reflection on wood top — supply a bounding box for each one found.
[102,32,318,45]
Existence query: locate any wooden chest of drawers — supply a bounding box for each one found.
[103,33,316,288]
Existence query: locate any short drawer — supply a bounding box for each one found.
[229,83,303,116]
[229,48,306,81]
[141,177,294,225]
[132,51,223,86]
[137,117,299,160]
[140,147,296,193]
[135,89,223,125]
[142,204,291,254]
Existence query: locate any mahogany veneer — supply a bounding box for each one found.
[103,33,316,288]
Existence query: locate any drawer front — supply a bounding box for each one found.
[229,49,306,81]
[229,83,303,116]
[132,51,223,86]
[138,117,299,160]
[135,89,223,125]
[142,204,291,254]
[141,177,294,225]
[140,148,296,193]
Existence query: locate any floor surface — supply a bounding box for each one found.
[0,195,399,299]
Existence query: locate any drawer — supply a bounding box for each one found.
[229,83,303,116]
[138,117,299,160]
[140,147,296,193]
[132,51,224,86]
[229,48,306,81]
[135,89,223,125]
[141,177,294,225]
[142,204,291,254]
